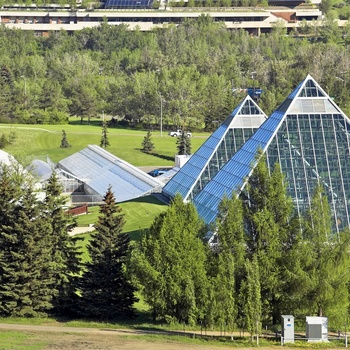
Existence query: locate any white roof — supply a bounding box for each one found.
[57,145,164,202]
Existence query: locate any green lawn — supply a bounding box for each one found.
[0,122,208,166]
[75,196,167,261]
[76,196,166,236]
[0,330,48,350]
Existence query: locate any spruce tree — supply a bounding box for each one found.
[100,120,110,149]
[43,172,82,316]
[141,131,154,153]
[60,129,71,148]
[0,163,54,316]
[79,186,137,320]
[176,132,191,155]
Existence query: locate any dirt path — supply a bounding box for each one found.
[0,323,282,350]
[0,323,342,350]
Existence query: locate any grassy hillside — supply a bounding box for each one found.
[0,122,208,166]
[75,196,167,261]
[0,121,190,259]
[76,196,166,239]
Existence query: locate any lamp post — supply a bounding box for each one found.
[251,71,257,93]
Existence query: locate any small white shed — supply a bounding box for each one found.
[306,316,328,342]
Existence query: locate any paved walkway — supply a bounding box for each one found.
[69,226,95,236]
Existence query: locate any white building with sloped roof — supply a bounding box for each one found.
[57,145,164,204]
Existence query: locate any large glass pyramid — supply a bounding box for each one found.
[162,95,267,202]
[193,75,350,233]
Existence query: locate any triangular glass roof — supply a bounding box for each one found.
[193,75,350,233]
[162,95,267,201]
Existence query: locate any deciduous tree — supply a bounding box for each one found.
[302,185,350,327]
[131,194,209,324]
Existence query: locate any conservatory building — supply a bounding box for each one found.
[163,75,350,233]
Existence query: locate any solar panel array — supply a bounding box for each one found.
[105,0,154,9]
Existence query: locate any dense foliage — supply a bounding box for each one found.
[131,194,209,324]
[0,166,81,317]
[1,17,350,130]
[132,156,350,333]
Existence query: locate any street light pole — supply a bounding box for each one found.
[251,71,256,93]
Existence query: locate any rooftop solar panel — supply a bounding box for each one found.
[105,0,154,8]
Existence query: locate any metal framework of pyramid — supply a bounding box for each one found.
[192,75,350,233]
[162,95,267,202]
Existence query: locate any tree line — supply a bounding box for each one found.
[132,155,350,332]
[2,17,350,130]
[0,163,135,319]
[1,155,349,336]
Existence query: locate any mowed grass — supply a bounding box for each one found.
[75,195,167,261]
[0,330,48,350]
[0,122,208,166]
[76,196,166,239]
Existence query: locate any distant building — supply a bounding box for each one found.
[164,75,350,233]
[0,6,325,36]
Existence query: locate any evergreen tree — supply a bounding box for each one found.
[79,186,137,320]
[43,172,82,316]
[0,65,14,121]
[60,129,71,148]
[0,163,54,316]
[176,132,191,155]
[131,194,209,325]
[141,130,154,153]
[0,133,8,149]
[100,120,110,149]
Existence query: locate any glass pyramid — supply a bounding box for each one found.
[162,95,267,202]
[193,75,350,233]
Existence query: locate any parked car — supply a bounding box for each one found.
[168,129,192,137]
[147,169,168,177]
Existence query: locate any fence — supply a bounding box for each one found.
[281,334,348,347]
